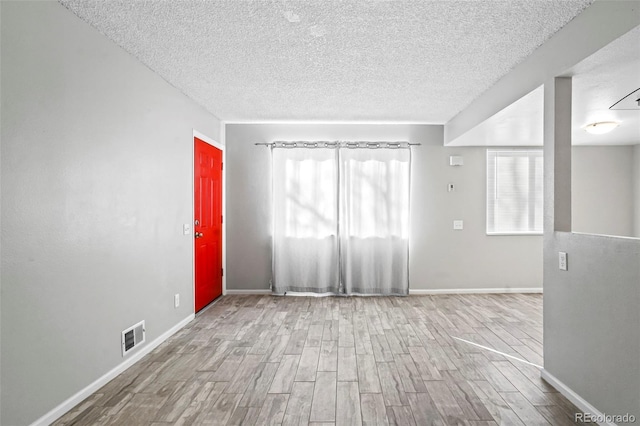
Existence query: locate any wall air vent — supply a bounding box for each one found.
[121,320,145,356]
[610,87,640,110]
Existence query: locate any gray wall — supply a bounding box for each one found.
[544,232,640,417]
[635,145,640,237]
[1,2,221,425]
[544,79,640,419]
[226,123,542,292]
[572,146,635,237]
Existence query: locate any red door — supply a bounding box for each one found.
[194,137,223,312]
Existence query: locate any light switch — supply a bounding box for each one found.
[183,224,191,235]
[453,220,464,230]
[448,183,455,192]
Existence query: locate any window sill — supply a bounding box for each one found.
[486,232,543,236]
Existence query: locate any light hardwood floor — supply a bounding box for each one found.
[55,294,586,425]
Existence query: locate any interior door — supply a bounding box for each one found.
[194,137,223,312]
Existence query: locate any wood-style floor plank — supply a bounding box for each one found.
[337,346,358,382]
[336,381,362,426]
[173,382,227,426]
[424,380,466,424]
[296,346,321,382]
[357,354,382,393]
[238,361,279,408]
[360,393,389,425]
[195,393,242,426]
[406,392,444,426]
[269,354,300,393]
[386,405,416,426]
[254,393,289,425]
[53,294,586,426]
[318,340,338,372]
[310,371,337,423]
[377,362,408,406]
[394,353,428,393]
[500,391,551,425]
[282,381,314,425]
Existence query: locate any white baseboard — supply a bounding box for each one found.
[224,288,542,296]
[31,314,195,426]
[409,288,543,295]
[540,369,615,426]
[225,289,272,295]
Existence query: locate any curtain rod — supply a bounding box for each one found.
[255,141,420,148]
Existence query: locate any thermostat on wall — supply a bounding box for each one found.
[449,156,464,166]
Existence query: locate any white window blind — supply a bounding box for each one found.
[486,150,543,235]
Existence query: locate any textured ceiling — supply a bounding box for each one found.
[448,25,640,147]
[59,0,594,123]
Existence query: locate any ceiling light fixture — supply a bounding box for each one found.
[583,121,620,135]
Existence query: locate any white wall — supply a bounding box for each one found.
[1,2,221,425]
[225,123,542,292]
[572,146,635,237]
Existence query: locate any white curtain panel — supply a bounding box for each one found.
[272,147,340,294]
[339,148,411,295]
[271,146,410,296]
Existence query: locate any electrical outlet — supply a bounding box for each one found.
[453,220,464,230]
[559,252,568,271]
[174,294,180,308]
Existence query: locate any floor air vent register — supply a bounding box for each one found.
[121,320,145,356]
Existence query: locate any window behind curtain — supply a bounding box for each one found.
[341,158,409,239]
[284,157,337,238]
[486,150,543,235]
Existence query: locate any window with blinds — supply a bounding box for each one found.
[486,150,543,235]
